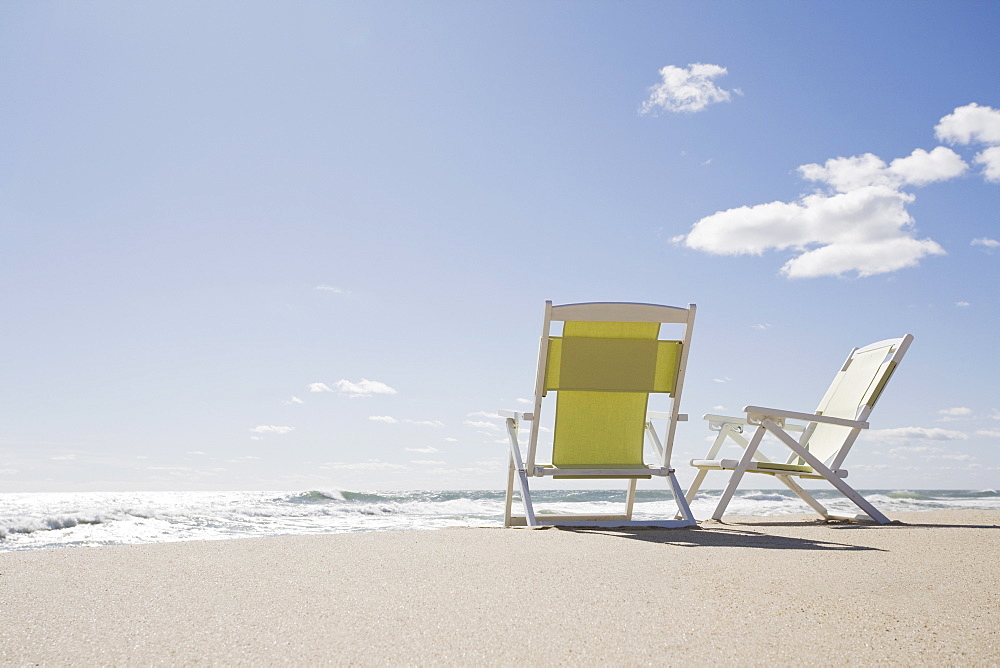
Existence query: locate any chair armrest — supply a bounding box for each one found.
[498,410,533,421]
[703,413,748,425]
[743,406,868,429]
[647,411,687,421]
[703,413,804,433]
[703,413,750,433]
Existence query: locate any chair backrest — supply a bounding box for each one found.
[803,335,913,467]
[525,302,696,470]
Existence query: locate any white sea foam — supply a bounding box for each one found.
[1,489,997,552]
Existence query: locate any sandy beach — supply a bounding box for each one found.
[2,509,997,665]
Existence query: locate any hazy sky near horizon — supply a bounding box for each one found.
[2,1,998,493]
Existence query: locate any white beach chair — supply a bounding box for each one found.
[501,301,697,528]
[686,335,913,524]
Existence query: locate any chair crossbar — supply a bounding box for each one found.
[690,459,846,479]
[507,516,696,528]
[536,466,672,477]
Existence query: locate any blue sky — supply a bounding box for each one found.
[2,1,998,492]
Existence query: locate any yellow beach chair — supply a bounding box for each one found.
[686,335,913,524]
[501,301,697,528]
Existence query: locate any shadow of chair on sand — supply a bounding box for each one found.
[553,524,883,551]
[556,516,1000,549]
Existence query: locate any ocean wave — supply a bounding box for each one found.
[340,491,392,503]
[741,492,792,502]
[0,513,108,539]
[283,490,347,504]
[887,490,930,500]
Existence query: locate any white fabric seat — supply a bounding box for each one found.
[686,336,913,525]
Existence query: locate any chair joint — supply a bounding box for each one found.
[746,413,785,428]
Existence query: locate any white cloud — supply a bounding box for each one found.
[798,154,888,192]
[974,146,1000,182]
[444,437,458,443]
[369,416,442,427]
[674,157,952,278]
[283,396,304,405]
[679,180,948,278]
[406,419,444,427]
[886,445,973,462]
[334,379,397,398]
[889,147,969,185]
[466,411,501,419]
[751,323,771,331]
[865,427,969,442]
[971,237,1000,248]
[676,106,988,279]
[319,459,407,471]
[405,446,440,453]
[369,415,399,423]
[713,377,731,383]
[798,148,966,192]
[464,420,502,432]
[976,429,1000,438]
[937,406,971,422]
[677,102,996,279]
[934,103,1000,145]
[48,454,77,461]
[935,103,1000,183]
[409,460,447,466]
[249,425,294,435]
[956,301,971,307]
[640,63,736,115]
[516,398,532,405]
[315,285,346,293]
[313,379,397,397]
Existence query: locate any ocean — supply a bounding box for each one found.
[1,488,997,552]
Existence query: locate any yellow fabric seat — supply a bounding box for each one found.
[501,301,697,528]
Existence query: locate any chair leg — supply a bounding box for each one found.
[516,469,538,527]
[625,478,637,519]
[775,474,832,519]
[677,468,709,520]
[505,418,538,527]
[762,419,891,525]
[504,453,516,527]
[711,426,766,520]
[683,426,762,519]
[668,471,696,524]
[684,468,710,505]
[827,480,890,524]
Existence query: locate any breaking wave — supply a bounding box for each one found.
[2,488,998,551]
